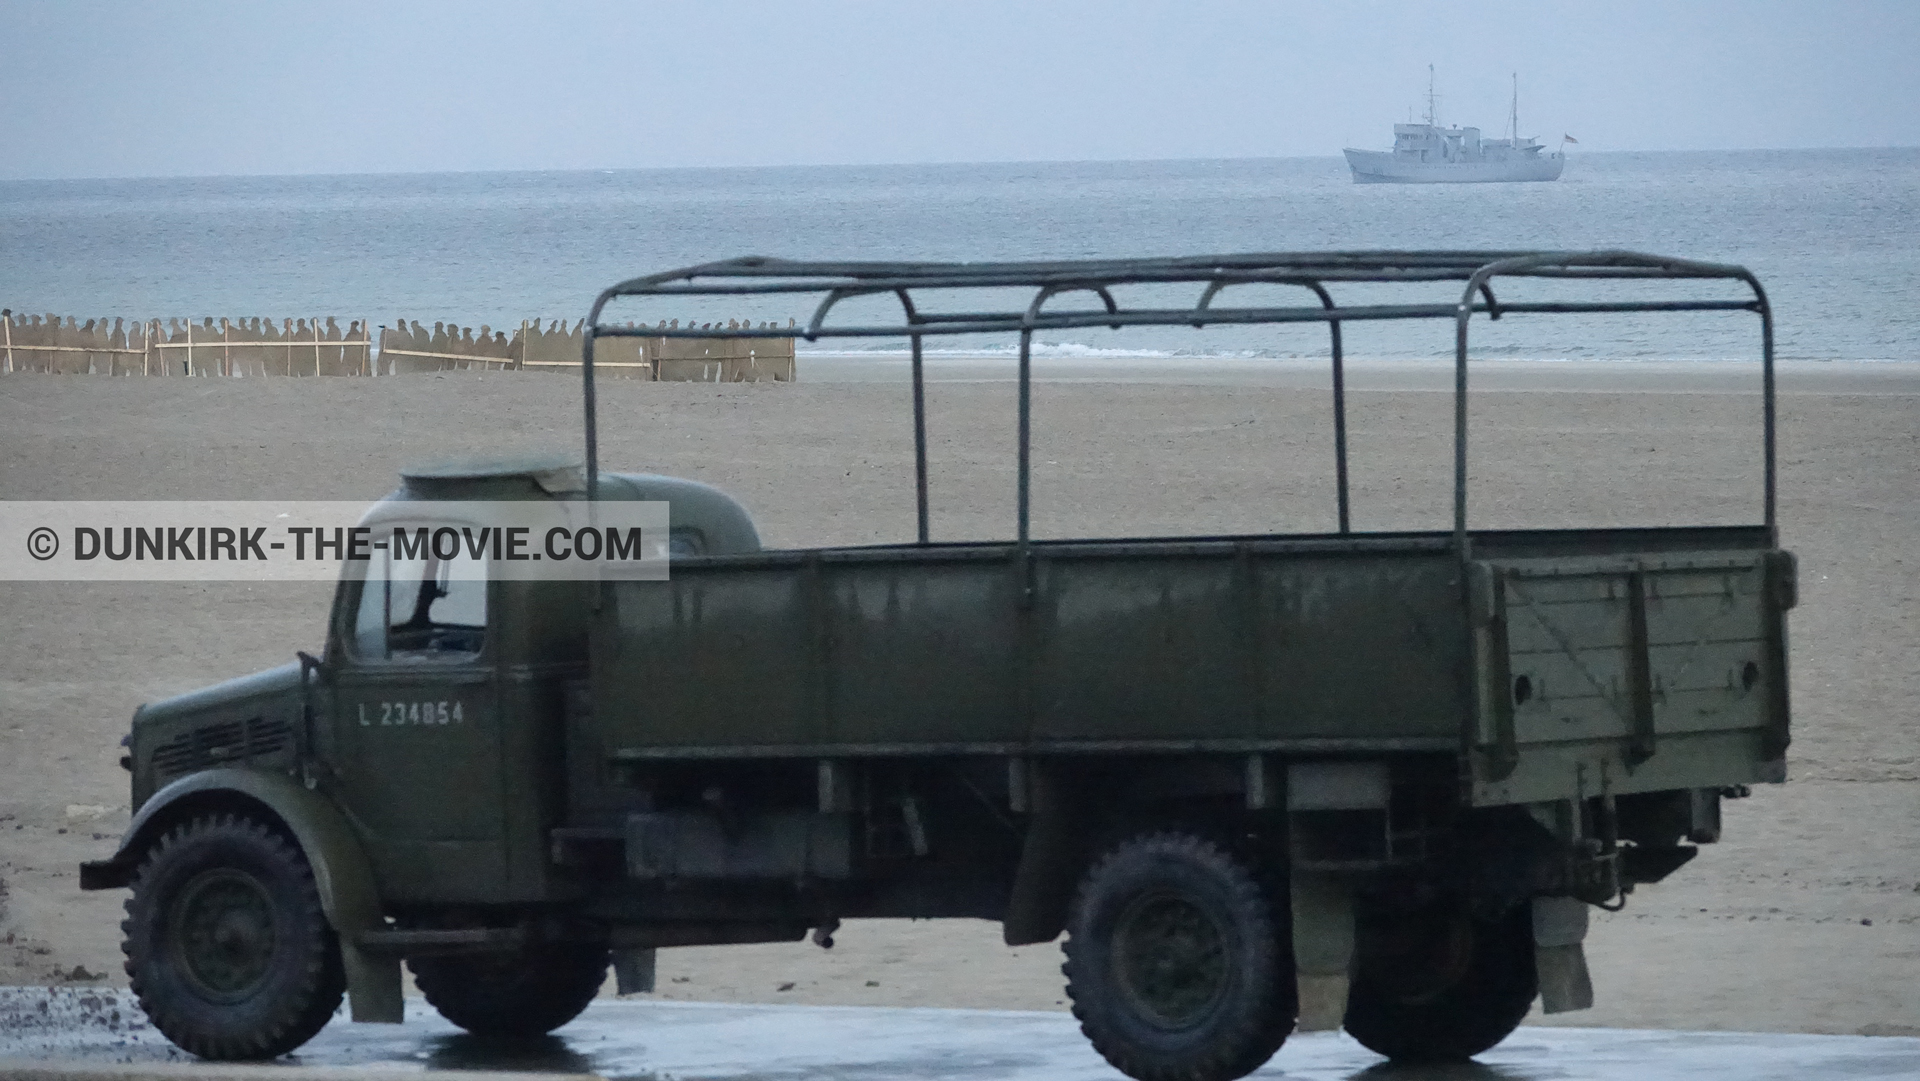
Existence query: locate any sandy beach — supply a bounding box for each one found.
[1,361,1915,1037]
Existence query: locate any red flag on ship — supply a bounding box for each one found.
[1563,134,1579,143]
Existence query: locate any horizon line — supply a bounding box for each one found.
[3,144,1916,186]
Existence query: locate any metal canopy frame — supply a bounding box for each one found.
[582,250,1775,557]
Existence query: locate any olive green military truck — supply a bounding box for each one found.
[83,252,1793,1080]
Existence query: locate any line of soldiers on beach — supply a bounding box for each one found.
[2,310,797,381]
[1,311,370,375]
[496,317,798,381]
[380,316,800,363]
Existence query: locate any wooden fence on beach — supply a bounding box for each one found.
[1,311,797,382]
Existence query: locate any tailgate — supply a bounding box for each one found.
[1466,550,1793,806]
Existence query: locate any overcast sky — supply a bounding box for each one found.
[2,0,1915,180]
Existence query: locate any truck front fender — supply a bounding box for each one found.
[79,768,403,1023]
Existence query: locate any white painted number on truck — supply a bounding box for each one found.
[357,700,465,727]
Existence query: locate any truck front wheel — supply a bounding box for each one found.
[1342,902,1537,1062]
[409,943,609,1037]
[1063,831,1295,1081]
[123,814,345,1059]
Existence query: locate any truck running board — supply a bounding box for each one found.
[355,926,526,957]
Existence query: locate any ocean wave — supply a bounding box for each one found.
[791,346,1851,364]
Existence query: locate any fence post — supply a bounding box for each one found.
[313,318,322,376]
[185,319,195,377]
[2,310,12,373]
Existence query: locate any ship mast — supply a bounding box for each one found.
[1510,73,1519,144]
[1425,64,1437,127]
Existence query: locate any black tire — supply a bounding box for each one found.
[409,944,609,1037]
[123,814,345,1060]
[1063,831,1295,1081]
[1343,901,1537,1063]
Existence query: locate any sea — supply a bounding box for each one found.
[2,148,1917,365]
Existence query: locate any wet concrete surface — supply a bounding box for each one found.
[3,987,1918,1080]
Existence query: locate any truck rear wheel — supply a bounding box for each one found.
[409,944,609,1037]
[1063,831,1295,1081]
[122,814,345,1059]
[1342,902,1536,1062]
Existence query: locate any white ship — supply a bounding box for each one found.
[1344,69,1566,184]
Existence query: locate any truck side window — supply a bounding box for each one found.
[350,545,486,663]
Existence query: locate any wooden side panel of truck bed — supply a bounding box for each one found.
[591,536,1470,757]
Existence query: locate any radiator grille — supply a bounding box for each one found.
[150,716,294,779]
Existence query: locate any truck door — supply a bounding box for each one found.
[330,536,506,900]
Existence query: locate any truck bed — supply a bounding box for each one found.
[590,525,1789,807]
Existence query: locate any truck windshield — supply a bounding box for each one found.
[351,543,486,662]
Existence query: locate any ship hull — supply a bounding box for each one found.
[1343,148,1564,184]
